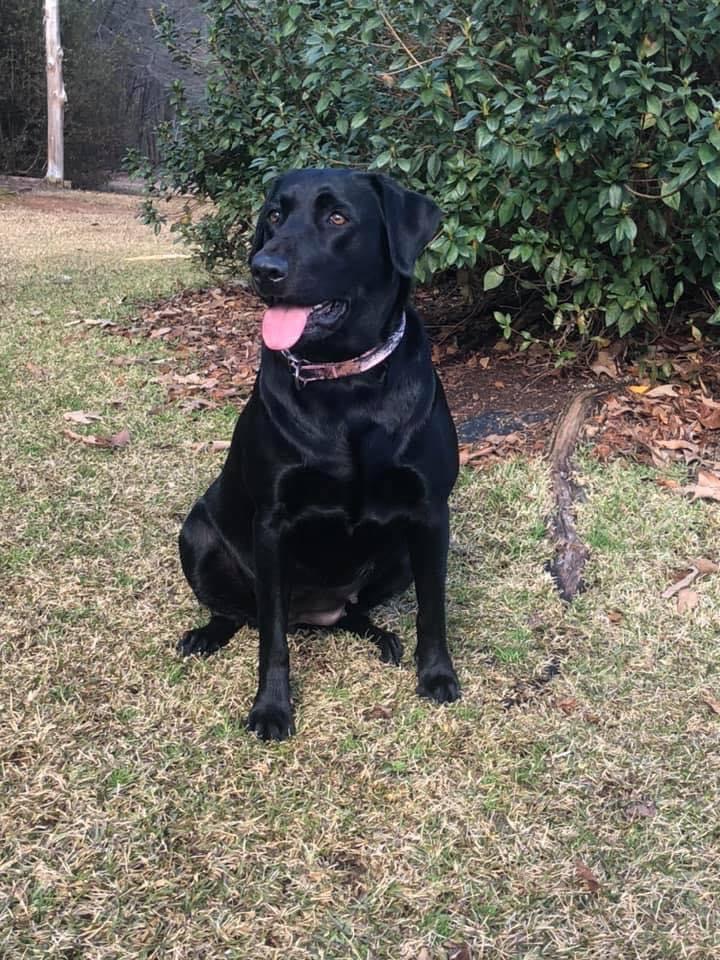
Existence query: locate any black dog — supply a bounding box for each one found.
[178,169,460,740]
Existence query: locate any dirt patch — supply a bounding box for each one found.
[10,190,139,217]
[4,188,197,224]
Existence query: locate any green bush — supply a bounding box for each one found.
[131,0,720,338]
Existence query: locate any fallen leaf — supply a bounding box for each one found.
[79,317,116,327]
[362,704,393,720]
[661,568,699,599]
[701,693,720,716]
[574,858,601,894]
[684,469,720,501]
[591,349,618,380]
[692,557,719,574]
[655,438,698,453]
[185,440,232,454]
[628,384,651,395]
[447,945,472,960]
[624,799,658,820]
[416,949,432,960]
[63,428,97,446]
[62,427,130,449]
[108,429,131,448]
[556,698,578,715]
[645,384,678,398]
[676,588,699,613]
[697,405,720,430]
[63,410,103,425]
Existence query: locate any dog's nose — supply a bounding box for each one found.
[251,252,288,285]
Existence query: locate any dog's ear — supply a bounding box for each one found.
[249,206,268,262]
[368,174,442,277]
[248,177,280,262]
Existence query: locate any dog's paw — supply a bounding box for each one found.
[416,666,461,704]
[377,630,404,666]
[176,626,229,658]
[246,701,295,742]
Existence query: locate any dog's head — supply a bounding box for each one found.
[249,169,441,355]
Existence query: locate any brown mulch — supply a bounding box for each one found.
[122,285,593,465]
[586,382,720,475]
[120,284,720,478]
[121,285,261,412]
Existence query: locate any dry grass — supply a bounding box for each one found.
[2,191,720,959]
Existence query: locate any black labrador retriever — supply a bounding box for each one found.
[178,168,460,740]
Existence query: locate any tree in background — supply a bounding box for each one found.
[44,0,66,183]
[0,0,203,187]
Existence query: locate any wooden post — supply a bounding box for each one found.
[44,0,67,184]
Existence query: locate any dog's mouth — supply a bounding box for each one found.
[261,300,347,351]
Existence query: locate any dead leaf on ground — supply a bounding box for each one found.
[645,384,678,398]
[692,557,719,574]
[556,698,578,715]
[655,438,699,454]
[676,588,699,613]
[416,948,432,960]
[63,427,130,449]
[590,349,619,379]
[574,858,601,894]
[661,568,700,599]
[65,316,116,328]
[109,428,131,447]
[698,405,720,430]
[701,693,720,716]
[684,469,720,501]
[63,410,103,425]
[184,440,232,454]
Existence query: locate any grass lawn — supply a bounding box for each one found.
[1,190,720,960]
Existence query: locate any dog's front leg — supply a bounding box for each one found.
[408,502,461,704]
[246,514,295,741]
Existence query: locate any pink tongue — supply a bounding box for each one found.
[262,305,311,350]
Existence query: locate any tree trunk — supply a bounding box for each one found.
[45,0,66,184]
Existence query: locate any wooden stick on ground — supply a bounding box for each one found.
[547,385,615,601]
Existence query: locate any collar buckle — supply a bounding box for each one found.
[281,349,307,388]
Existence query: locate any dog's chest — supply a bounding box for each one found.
[279,458,425,526]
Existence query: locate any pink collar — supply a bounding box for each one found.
[281,313,406,387]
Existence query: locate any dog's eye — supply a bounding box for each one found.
[328,212,348,226]
[267,210,281,225]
